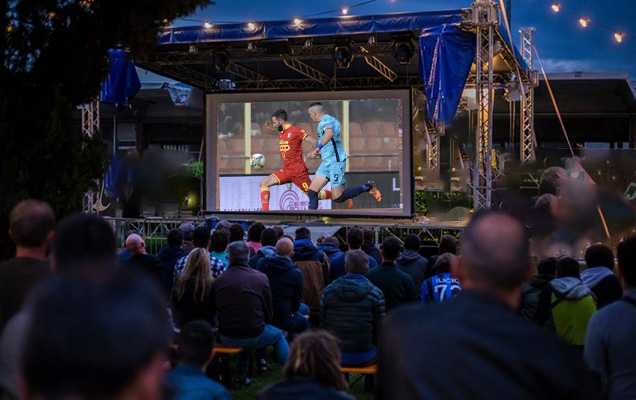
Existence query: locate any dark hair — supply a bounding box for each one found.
[363,229,375,246]
[248,222,266,243]
[178,320,215,367]
[308,102,323,109]
[347,228,363,250]
[9,199,55,248]
[438,235,458,255]
[432,253,454,274]
[537,257,557,277]
[404,234,421,251]
[295,226,311,240]
[167,229,183,248]
[540,166,565,195]
[261,228,278,247]
[381,237,402,261]
[585,244,614,270]
[193,226,211,248]
[272,109,288,121]
[210,229,229,253]
[273,226,284,239]
[22,272,171,399]
[229,224,245,242]
[283,330,347,391]
[617,235,636,287]
[53,214,117,275]
[556,257,581,278]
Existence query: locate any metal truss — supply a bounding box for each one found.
[281,55,330,85]
[78,99,99,138]
[360,46,397,82]
[227,62,269,82]
[519,27,537,163]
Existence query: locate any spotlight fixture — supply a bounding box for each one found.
[368,35,376,46]
[203,21,213,29]
[247,42,256,51]
[578,17,590,28]
[246,22,257,32]
[341,7,349,15]
[393,41,414,64]
[304,39,313,48]
[188,45,198,54]
[550,3,561,13]
[614,32,625,44]
[334,45,353,69]
[293,18,303,28]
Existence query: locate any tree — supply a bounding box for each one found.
[0,0,212,258]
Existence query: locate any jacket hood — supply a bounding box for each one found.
[257,245,276,258]
[318,242,342,257]
[332,274,373,302]
[293,239,320,260]
[581,267,614,288]
[397,250,421,263]
[550,277,594,300]
[263,254,295,272]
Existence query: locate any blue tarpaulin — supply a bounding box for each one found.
[100,48,141,105]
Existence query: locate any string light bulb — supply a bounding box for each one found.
[341,7,349,15]
[614,32,625,44]
[293,18,303,28]
[550,3,561,13]
[578,17,591,28]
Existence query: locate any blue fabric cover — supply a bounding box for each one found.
[100,48,141,105]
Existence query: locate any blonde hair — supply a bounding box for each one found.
[174,248,213,303]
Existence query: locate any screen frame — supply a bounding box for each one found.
[205,89,414,218]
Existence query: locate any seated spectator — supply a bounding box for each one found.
[519,257,557,328]
[362,229,382,266]
[158,229,186,283]
[212,241,288,370]
[420,253,461,304]
[586,235,636,399]
[321,250,385,367]
[179,223,196,254]
[229,223,245,243]
[367,237,417,311]
[550,257,597,348]
[582,243,622,309]
[427,234,458,269]
[396,234,430,289]
[0,200,54,332]
[293,227,329,324]
[317,236,344,268]
[257,330,352,400]
[330,228,377,281]
[209,229,229,269]
[377,211,601,400]
[260,238,308,336]
[174,226,226,283]
[247,222,266,256]
[19,271,172,400]
[171,248,215,328]
[168,320,230,400]
[124,233,168,295]
[249,228,278,270]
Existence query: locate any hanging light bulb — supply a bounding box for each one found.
[614,32,625,44]
[341,7,349,15]
[293,18,303,28]
[550,3,561,13]
[578,17,591,28]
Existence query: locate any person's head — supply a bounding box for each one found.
[21,272,171,400]
[8,199,55,255]
[166,229,183,248]
[125,233,145,256]
[52,214,117,277]
[381,237,402,262]
[283,330,347,391]
[272,226,284,239]
[404,234,421,252]
[617,235,636,289]
[346,228,363,250]
[260,228,278,247]
[585,243,615,271]
[540,166,566,195]
[271,109,288,131]
[432,253,457,274]
[248,222,266,243]
[345,249,369,275]
[537,257,558,277]
[179,223,195,243]
[192,226,211,249]
[556,257,581,278]
[175,248,213,303]
[177,320,215,370]
[229,224,245,243]
[215,220,232,234]
[322,236,340,248]
[307,102,325,122]
[228,241,250,266]
[295,226,311,241]
[456,211,530,307]
[276,238,294,257]
[210,229,229,253]
[438,235,458,255]
[363,229,375,247]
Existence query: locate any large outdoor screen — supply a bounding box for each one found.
[205,90,412,217]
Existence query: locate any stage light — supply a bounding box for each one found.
[334,45,353,69]
[246,22,257,32]
[341,7,349,15]
[614,32,625,44]
[578,17,590,28]
[203,21,213,29]
[368,35,376,46]
[188,45,198,54]
[393,41,414,64]
[304,39,313,48]
[247,42,256,51]
[293,18,303,28]
[550,3,561,13]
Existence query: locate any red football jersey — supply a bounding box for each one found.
[279,125,308,171]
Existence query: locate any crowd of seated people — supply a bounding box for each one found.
[1,199,636,399]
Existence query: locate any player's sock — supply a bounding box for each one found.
[333,184,371,203]
[308,190,319,210]
[260,186,270,211]
[318,190,332,200]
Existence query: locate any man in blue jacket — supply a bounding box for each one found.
[330,228,377,281]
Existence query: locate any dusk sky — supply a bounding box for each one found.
[178,0,636,79]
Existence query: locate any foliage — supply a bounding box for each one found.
[0,0,212,258]
[186,159,204,178]
[415,190,472,215]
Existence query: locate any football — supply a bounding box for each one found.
[250,153,266,169]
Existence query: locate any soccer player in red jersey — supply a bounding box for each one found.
[259,109,331,211]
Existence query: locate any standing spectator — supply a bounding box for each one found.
[179,223,196,255]
[550,257,597,348]
[582,243,622,309]
[124,234,168,296]
[158,229,185,282]
[209,229,229,269]
[519,257,557,328]
[293,227,329,324]
[362,229,382,266]
[367,237,417,311]
[317,236,344,267]
[247,222,266,256]
[420,253,461,304]
[377,211,601,400]
[229,223,245,243]
[249,228,278,270]
[257,330,352,400]
[171,248,215,328]
[168,320,230,400]
[0,200,54,332]
[272,226,285,240]
[321,250,385,366]
[174,226,226,283]
[428,234,458,269]
[330,228,377,281]
[260,238,308,336]
[585,235,636,399]
[396,234,430,289]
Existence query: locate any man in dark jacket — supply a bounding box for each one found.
[519,257,557,328]
[581,243,622,309]
[330,228,378,282]
[367,237,417,311]
[396,234,429,290]
[322,250,385,366]
[362,229,382,266]
[293,227,329,325]
[317,236,343,267]
[123,233,170,296]
[260,238,308,335]
[157,229,185,291]
[250,228,278,270]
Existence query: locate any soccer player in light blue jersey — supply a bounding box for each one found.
[306,102,382,210]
